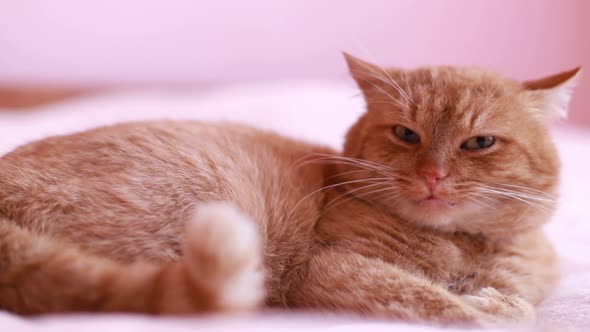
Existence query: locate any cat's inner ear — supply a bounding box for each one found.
[523,67,582,121]
[343,52,401,95]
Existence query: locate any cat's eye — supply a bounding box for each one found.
[392,126,420,144]
[461,136,496,151]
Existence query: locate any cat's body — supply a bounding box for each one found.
[0,54,580,325]
[0,121,328,312]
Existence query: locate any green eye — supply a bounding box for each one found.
[461,136,496,150]
[393,125,420,144]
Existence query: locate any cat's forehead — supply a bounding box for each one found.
[404,67,518,97]
[369,67,525,134]
[404,68,522,127]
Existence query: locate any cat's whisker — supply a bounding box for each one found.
[324,186,396,213]
[314,153,392,171]
[484,182,558,200]
[460,186,506,206]
[322,169,382,183]
[352,69,413,105]
[291,157,389,176]
[309,153,394,170]
[353,186,399,204]
[324,181,392,210]
[356,77,408,109]
[285,168,387,206]
[294,159,391,178]
[289,153,321,170]
[292,154,373,170]
[476,188,554,215]
[363,189,401,207]
[464,195,497,211]
[455,182,556,215]
[371,100,407,108]
[402,72,414,101]
[370,98,415,110]
[478,186,557,204]
[477,188,553,205]
[466,191,509,207]
[374,66,414,105]
[294,157,374,170]
[287,177,393,221]
[456,182,557,205]
[466,193,509,210]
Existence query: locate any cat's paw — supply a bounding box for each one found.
[461,287,535,325]
[182,201,265,311]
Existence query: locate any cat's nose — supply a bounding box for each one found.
[418,164,449,190]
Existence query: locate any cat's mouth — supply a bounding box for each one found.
[415,195,457,208]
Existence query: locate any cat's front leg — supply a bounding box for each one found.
[451,230,556,323]
[289,247,534,326]
[459,287,535,324]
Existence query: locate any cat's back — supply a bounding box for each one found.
[1,121,303,174]
[0,121,330,265]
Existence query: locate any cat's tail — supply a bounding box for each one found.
[0,202,265,315]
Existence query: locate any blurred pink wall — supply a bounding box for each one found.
[1,0,588,125]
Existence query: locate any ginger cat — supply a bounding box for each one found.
[0,54,580,326]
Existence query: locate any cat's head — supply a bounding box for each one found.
[340,53,580,235]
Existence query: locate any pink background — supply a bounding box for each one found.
[1,0,588,125]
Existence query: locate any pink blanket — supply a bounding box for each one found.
[0,81,588,331]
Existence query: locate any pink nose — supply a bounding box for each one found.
[418,164,449,190]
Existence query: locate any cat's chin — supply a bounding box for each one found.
[414,197,457,209]
[392,198,481,232]
[410,199,457,227]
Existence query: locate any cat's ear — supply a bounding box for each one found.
[343,52,387,91]
[523,67,582,121]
